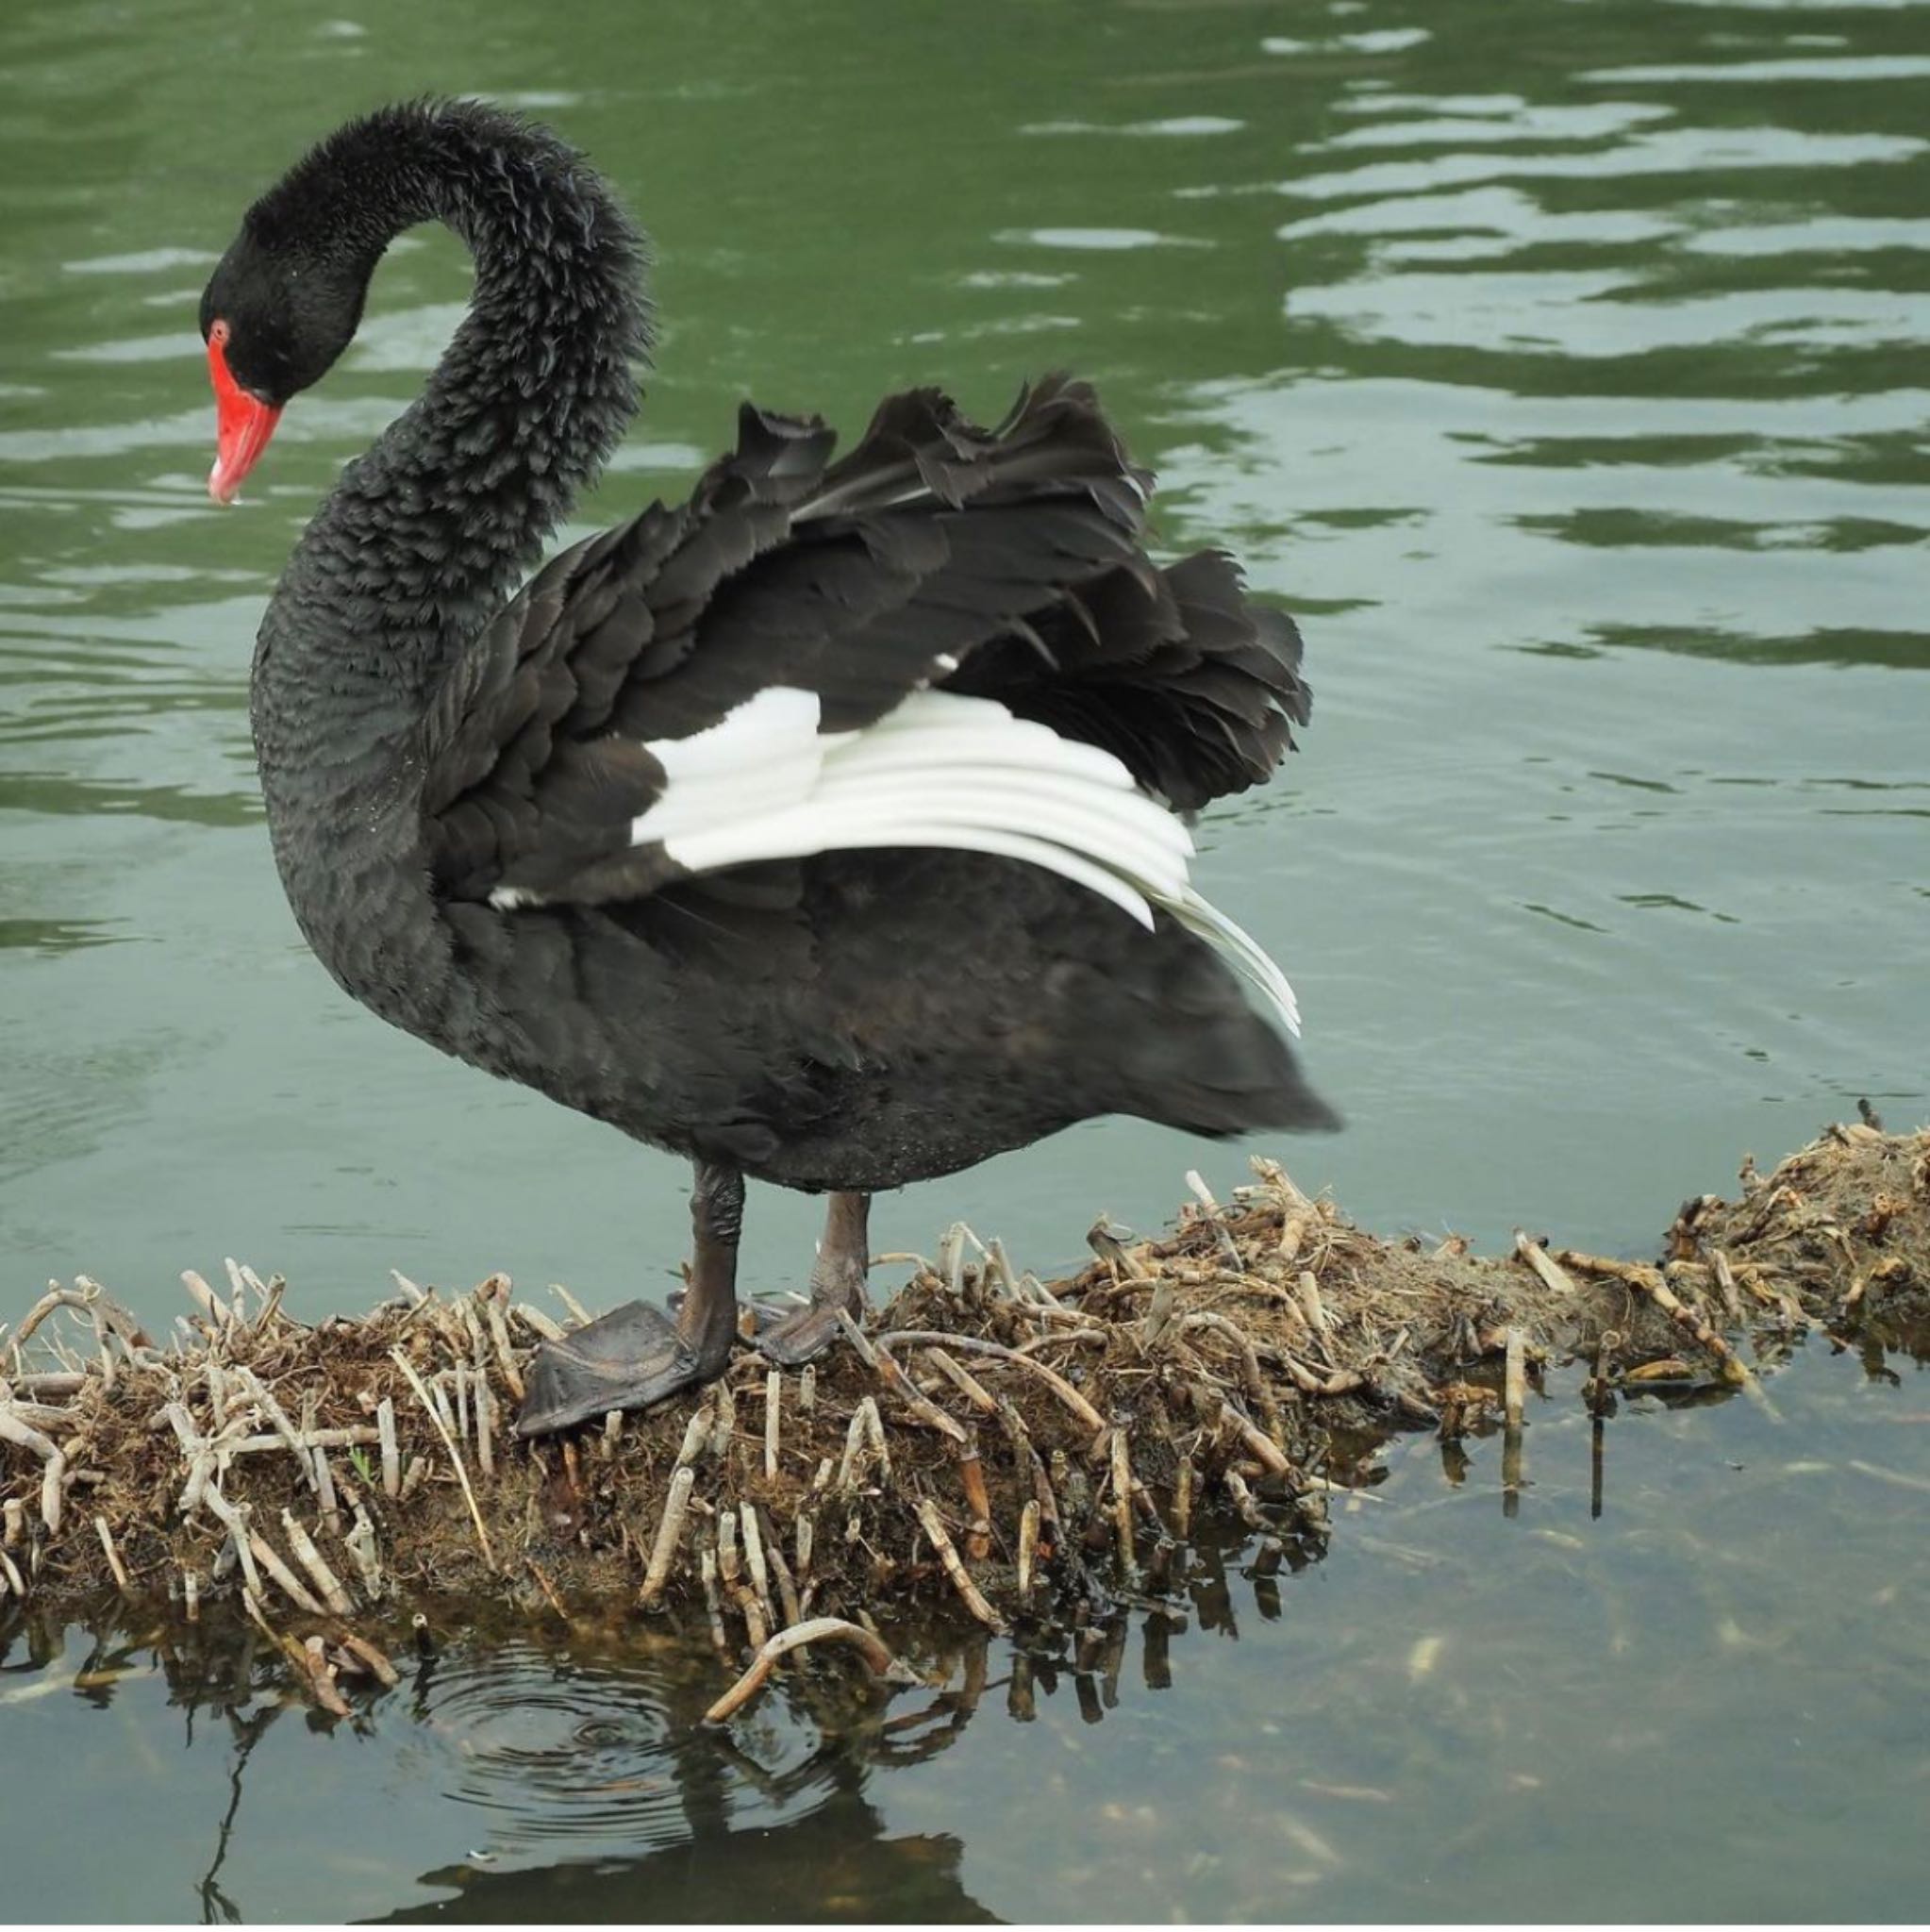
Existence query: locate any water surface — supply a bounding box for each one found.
[5,1344,1926,1922]
[1,0,1926,1919]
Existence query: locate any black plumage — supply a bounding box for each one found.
[203,99,1337,1434]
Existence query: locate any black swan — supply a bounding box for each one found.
[199,99,1338,1437]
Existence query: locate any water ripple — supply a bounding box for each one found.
[391,1641,693,1855]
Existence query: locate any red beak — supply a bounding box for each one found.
[207,325,282,505]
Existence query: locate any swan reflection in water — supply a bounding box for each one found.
[0,1524,1289,1924]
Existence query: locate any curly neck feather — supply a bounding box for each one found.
[251,100,651,782]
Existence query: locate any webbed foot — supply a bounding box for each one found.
[754,1298,853,1367]
[515,1300,732,1437]
[754,1190,873,1368]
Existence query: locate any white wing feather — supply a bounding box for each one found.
[510,685,1302,1037]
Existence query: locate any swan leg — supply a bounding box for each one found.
[512,1161,744,1436]
[756,1191,872,1367]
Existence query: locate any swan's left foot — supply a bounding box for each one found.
[757,1191,872,1368]
[513,1160,746,1437]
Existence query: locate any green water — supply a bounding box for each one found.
[2,0,1927,1918]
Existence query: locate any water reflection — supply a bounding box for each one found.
[386,1636,1001,1924]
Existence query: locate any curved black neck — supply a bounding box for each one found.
[254,101,651,757]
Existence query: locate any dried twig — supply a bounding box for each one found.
[1513,1233,1576,1297]
[869,1338,969,1443]
[876,1330,1105,1439]
[705,1617,909,1724]
[0,1407,67,1535]
[639,1466,696,1610]
[281,1510,355,1617]
[1017,1498,1040,1603]
[246,1528,326,1616]
[93,1516,132,1595]
[914,1498,1006,1632]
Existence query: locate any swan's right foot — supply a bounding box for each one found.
[514,1300,730,1436]
[514,1158,748,1438]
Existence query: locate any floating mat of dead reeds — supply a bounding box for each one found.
[2,1121,1924,1720]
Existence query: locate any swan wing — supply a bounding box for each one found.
[420,378,1302,1037]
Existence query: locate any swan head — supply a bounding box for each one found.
[198,223,369,504]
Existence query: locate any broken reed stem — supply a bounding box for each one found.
[527,1557,571,1624]
[764,1370,781,1482]
[314,1446,341,1539]
[1222,1467,1270,1535]
[698,1546,729,1660]
[0,1408,66,1535]
[958,1442,991,1535]
[915,1497,1007,1633]
[93,1515,131,1596]
[1514,1232,1576,1298]
[550,1282,592,1328]
[704,1616,904,1724]
[514,1302,565,1343]
[388,1347,498,1573]
[834,1404,869,1491]
[180,1271,234,1341]
[5,1372,84,1398]
[474,1368,494,1479]
[232,1366,320,1496]
[859,1394,891,1485]
[334,1628,401,1688]
[741,1501,775,1632]
[1017,1498,1040,1603]
[344,1505,385,1602]
[301,1636,354,1720]
[761,1513,803,1628]
[197,1483,263,1597]
[281,1509,355,1618]
[923,1347,998,1415]
[191,1426,384,1457]
[1502,1327,1526,1515]
[1296,1270,1330,1336]
[247,1528,325,1616]
[1178,1311,1268,1407]
[1110,1424,1137,1574]
[483,1289,526,1403]
[376,1398,400,1500]
[1221,1400,1293,1479]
